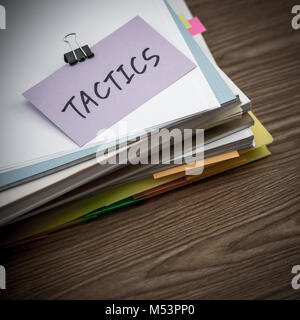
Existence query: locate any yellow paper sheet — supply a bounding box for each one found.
[1,172,186,245]
[51,144,271,235]
[186,145,270,181]
[248,111,273,149]
[177,14,192,29]
[1,113,273,246]
[153,151,239,179]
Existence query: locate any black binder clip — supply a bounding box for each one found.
[64,33,94,66]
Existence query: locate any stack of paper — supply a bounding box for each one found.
[0,0,273,247]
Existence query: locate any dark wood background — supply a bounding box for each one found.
[1,0,300,300]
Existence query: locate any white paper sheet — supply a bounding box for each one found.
[0,0,219,172]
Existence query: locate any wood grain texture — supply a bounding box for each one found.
[1,0,300,300]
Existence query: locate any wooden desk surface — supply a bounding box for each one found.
[1,0,300,300]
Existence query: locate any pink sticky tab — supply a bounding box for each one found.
[188,17,206,35]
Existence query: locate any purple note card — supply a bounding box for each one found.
[23,16,196,146]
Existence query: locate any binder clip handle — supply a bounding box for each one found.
[63,33,94,66]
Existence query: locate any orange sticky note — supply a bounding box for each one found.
[153,151,240,179]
